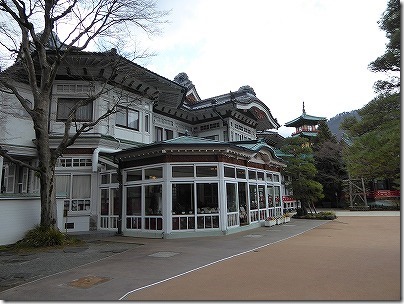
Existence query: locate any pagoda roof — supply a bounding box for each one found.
[284,113,327,127]
[291,131,319,138]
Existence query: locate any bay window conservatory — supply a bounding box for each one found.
[111,136,286,239]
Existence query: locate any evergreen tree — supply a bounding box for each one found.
[341,93,400,185]
[341,0,400,189]
[312,121,347,207]
[368,0,400,94]
[281,137,324,214]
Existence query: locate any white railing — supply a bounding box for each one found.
[144,216,163,230]
[197,214,219,229]
[275,206,282,217]
[267,208,276,218]
[100,215,119,229]
[172,215,195,230]
[259,209,267,221]
[227,212,239,227]
[267,207,282,218]
[249,210,259,222]
[126,215,142,229]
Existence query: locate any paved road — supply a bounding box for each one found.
[0,210,400,301]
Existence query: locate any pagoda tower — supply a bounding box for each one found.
[284,102,326,142]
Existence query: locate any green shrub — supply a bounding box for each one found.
[292,211,337,220]
[16,225,67,248]
[316,211,337,220]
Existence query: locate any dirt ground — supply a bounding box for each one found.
[124,216,401,301]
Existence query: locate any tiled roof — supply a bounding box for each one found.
[291,131,319,137]
[114,136,285,161]
[284,113,327,127]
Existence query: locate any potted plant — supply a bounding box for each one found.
[264,216,276,227]
[283,213,291,223]
[276,216,284,225]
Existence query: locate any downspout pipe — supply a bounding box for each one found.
[92,147,122,172]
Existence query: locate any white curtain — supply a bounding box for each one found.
[72,175,91,198]
[56,175,70,197]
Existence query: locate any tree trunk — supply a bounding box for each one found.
[306,201,313,214]
[39,164,57,228]
[34,94,58,229]
[311,202,318,214]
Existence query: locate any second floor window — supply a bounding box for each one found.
[145,114,150,133]
[57,98,93,121]
[155,127,163,142]
[165,129,173,140]
[116,106,139,130]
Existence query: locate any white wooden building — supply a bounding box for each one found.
[0,48,290,243]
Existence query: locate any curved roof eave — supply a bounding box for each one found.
[284,113,327,127]
[181,90,280,130]
[235,98,280,130]
[113,136,286,167]
[231,140,285,163]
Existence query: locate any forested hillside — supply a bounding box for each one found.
[327,110,360,140]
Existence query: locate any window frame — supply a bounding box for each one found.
[116,106,140,131]
[57,98,93,122]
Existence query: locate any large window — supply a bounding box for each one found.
[172,183,194,214]
[274,186,281,207]
[56,174,91,212]
[145,185,162,215]
[57,98,93,121]
[249,185,258,210]
[258,185,266,209]
[226,183,237,212]
[126,186,141,215]
[238,182,248,225]
[100,188,119,216]
[116,106,139,130]
[196,183,218,213]
[267,185,274,207]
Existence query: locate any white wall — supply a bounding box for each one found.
[0,197,66,246]
[0,197,41,245]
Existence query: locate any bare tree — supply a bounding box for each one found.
[0,0,168,228]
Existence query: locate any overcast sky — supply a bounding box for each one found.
[137,0,388,137]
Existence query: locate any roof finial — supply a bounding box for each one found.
[302,101,306,115]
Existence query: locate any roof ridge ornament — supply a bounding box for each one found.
[173,72,194,90]
[302,101,306,115]
[238,85,256,96]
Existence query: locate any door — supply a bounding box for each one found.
[100,187,119,229]
[226,182,238,227]
[238,182,248,226]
